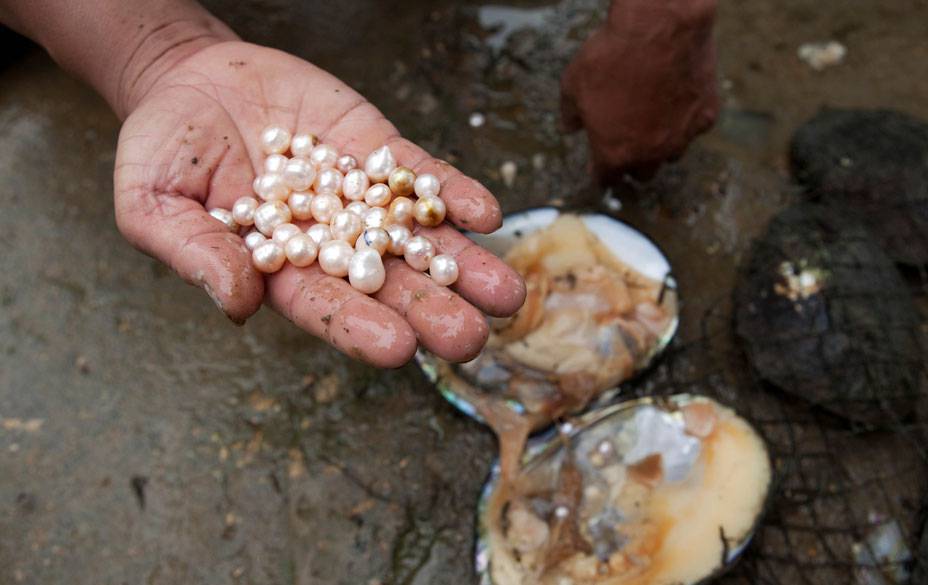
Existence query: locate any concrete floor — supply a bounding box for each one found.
[2,0,927,584]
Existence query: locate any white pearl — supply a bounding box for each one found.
[287,191,314,221]
[290,133,317,158]
[209,208,237,231]
[282,157,316,191]
[336,154,358,173]
[385,224,412,255]
[254,200,292,236]
[364,183,393,208]
[252,240,287,273]
[314,167,344,195]
[264,153,289,174]
[306,223,333,246]
[342,169,370,201]
[363,207,388,230]
[260,125,291,155]
[310,192,343,224]
[254,173,290,202]
[285,233,318,267]
[364,145,397,182]
[348,248,386,294]
[272,222,302,244]
[330,210,364,243]
[355,227,390,256]
[387,197,414,228]
[310,144,339,168]
[231,196,259,226]
[318,240,354,277]
[414,173,441,198]
[345,201,370,216]
[244,230,267,251]
[413,195,447,227]
[429,254,459,286]
[404,236,435,271]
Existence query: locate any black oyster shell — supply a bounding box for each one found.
[734,203,925,426]
[790,108,928,265]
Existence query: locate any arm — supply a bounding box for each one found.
[561,0,720,180]
[0,0,526,367]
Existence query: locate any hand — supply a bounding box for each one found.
[114,41,526,367]
[561,0,721,180]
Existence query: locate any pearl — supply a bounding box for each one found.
[272,222,302,244]
[385,224,412,255]
[254,173,290,202]
[264,153,289,174]
[429,254,459,286]
[209,208,237,231]
[345,201,370,216]
[244,231,267,251]
[285,233,318,267]
[231,196,259,226]
[336,154,359,174]
[363,207,388,230]
[342,169,370,201]
[254,200,292,236]
[310,192,344,224]
[348,248,386,294]
[364,145,397,182]
[310,144,339,168]
[287,191,314,221]
[414,173,441,198]
[387,196,414,228]
[404,236,435,271]
[388,166,416,198]
[318,240,354,277]
[282,157,316,191]
[355,227,390,256]
[252,240,287,273]
[290,133,318,158]
[364,183,393,208]
[306,223,333,246]
[329,210,364,243]
[260,125,292,155]
[413,195,447,227]
[314,167,344,195]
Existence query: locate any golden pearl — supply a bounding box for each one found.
[388,166,417,198]
[413,196,447,228]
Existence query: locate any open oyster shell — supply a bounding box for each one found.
[417,208,680,429]
[476,395,772,585]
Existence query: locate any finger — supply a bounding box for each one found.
[318,106,503,233]
[265,262,417,368]
[114,191,264,324]
[415,224,526,318]
[375,257,489,363]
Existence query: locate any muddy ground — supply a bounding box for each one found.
[2,0,927,584]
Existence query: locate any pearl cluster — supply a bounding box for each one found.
[207,126,460,294]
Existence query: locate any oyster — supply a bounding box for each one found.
[734,202,925,426]
[477,395,771,585]
[418,209,679,432]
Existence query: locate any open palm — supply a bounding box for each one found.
[115,41,525,367]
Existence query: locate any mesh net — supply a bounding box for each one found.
[616,203,928,584]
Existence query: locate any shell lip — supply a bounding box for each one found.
[415,206,681,428]
[473,393,773,585]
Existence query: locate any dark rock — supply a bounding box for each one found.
[734,203,925,427]
[790,108,928,265]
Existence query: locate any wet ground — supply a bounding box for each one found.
[2,1,928,584]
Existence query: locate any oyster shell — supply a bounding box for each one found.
[417,209,679,430]
[476,395,771,585]
[734,202,925,426]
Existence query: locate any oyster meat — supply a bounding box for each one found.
[479,396,771,585]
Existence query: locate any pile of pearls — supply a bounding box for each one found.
[208,126,460,294]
